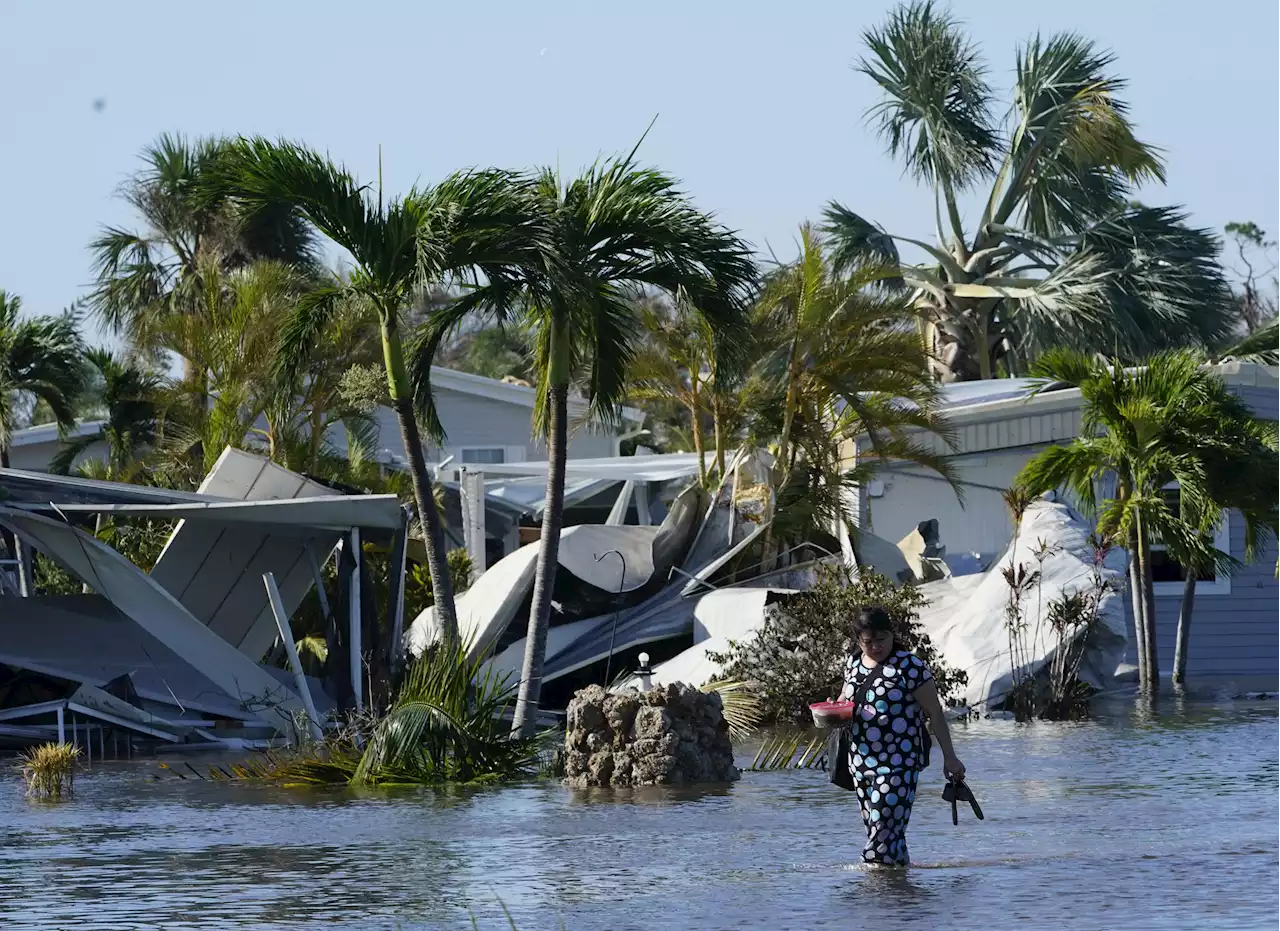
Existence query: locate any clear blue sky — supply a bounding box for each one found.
[1,0,1275,341]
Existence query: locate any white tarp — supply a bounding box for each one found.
[913,498,1128,710]
[0,508,310,734]
[406,540,541,658]
[407,484,706,659]
[618,588,790,689]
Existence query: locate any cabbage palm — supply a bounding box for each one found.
[416,152,758,736]
[88,133,318,372]
[1014,349,1273,692]
[826,1,1235,382]
[205,139,542,645]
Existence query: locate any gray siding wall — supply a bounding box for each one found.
[367,387,619,464]
[8,438,109,473]
[1121,514,1278,687]
[866,378,1278,686]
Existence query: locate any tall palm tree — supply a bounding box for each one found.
[1013,349,1268,693]
[0,292,85,594]
[49,348,162,479]
[825,1,1234,382]
[204,138,542,645]
[415,153,758,736]
[747,225,957,562]
[89,133,318,373]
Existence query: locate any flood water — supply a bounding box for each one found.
[2,696,1277,931]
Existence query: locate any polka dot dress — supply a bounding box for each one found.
[839,648,933,866]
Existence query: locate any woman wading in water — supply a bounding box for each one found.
[840,605,965,867]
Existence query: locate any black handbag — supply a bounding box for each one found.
[825,661,874,792]
[826,725,856,791]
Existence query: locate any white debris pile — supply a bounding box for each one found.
[913,498,1128,710]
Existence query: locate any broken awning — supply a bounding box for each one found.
[0,507,311,734]
[449,452,723,484]
[17,495,405,533]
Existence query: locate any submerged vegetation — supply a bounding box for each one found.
[233,640,542,787]
[19,742,80,800]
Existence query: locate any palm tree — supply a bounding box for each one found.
[1014,349,1271,693]
[204,138,542,646]
[1162,381,1277,686]
[627,292,719,484]
[0,292,85,594]
[49,348,162,479]
[825,1,1235,382]
[748,225,956,562]
[416,152,758,737]
[89,133,318,372]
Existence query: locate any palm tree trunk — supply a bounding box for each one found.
[976,310,994,381]
[1127,527,1149,692]
[713,399,726,480]
[512,358,569,737]
[1135,519,1161,693]
[1172,570,1196,688]
[380,317,459,645]
[761,349,800,571]
[690,399,706,486]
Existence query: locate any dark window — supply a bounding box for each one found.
[1148,486,1217,584]
[460,448,505,465]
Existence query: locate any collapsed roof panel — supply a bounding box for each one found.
[0,468,211,507]
[0,507,309,734]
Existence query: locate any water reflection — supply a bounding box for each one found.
[2,698,1276,930]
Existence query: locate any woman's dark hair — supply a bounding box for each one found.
[851,605,895,640]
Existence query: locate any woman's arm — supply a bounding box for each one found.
[913,680,965,781]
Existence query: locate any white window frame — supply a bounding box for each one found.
[1149,483,1232,596]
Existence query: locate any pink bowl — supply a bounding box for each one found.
[809,700,855,728]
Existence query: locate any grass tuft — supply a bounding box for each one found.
[20,742,81,800]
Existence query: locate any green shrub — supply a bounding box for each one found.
[706,565,967,723]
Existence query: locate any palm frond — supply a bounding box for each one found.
[858,0,998,190]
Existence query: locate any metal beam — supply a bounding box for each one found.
[349,527,363,714]
[386,508,410,685]
[263,572,324,743]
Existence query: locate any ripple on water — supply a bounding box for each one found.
[1,698,1276,930]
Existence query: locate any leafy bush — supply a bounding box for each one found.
[213,637,542,787]
[706,565,968,723]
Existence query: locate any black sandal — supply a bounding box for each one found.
[941,778,985,825]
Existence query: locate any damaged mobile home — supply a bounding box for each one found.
[0,448,409,753]
[408,448,840,708]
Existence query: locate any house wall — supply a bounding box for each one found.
[1138,373,1277,685]
[7,436,108,473]
[855,369,1279,687]
[353,387,621,466]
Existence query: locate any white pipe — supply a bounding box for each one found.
[349,528,363,714]
[263,572,324,743]
[57,705,65,744]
